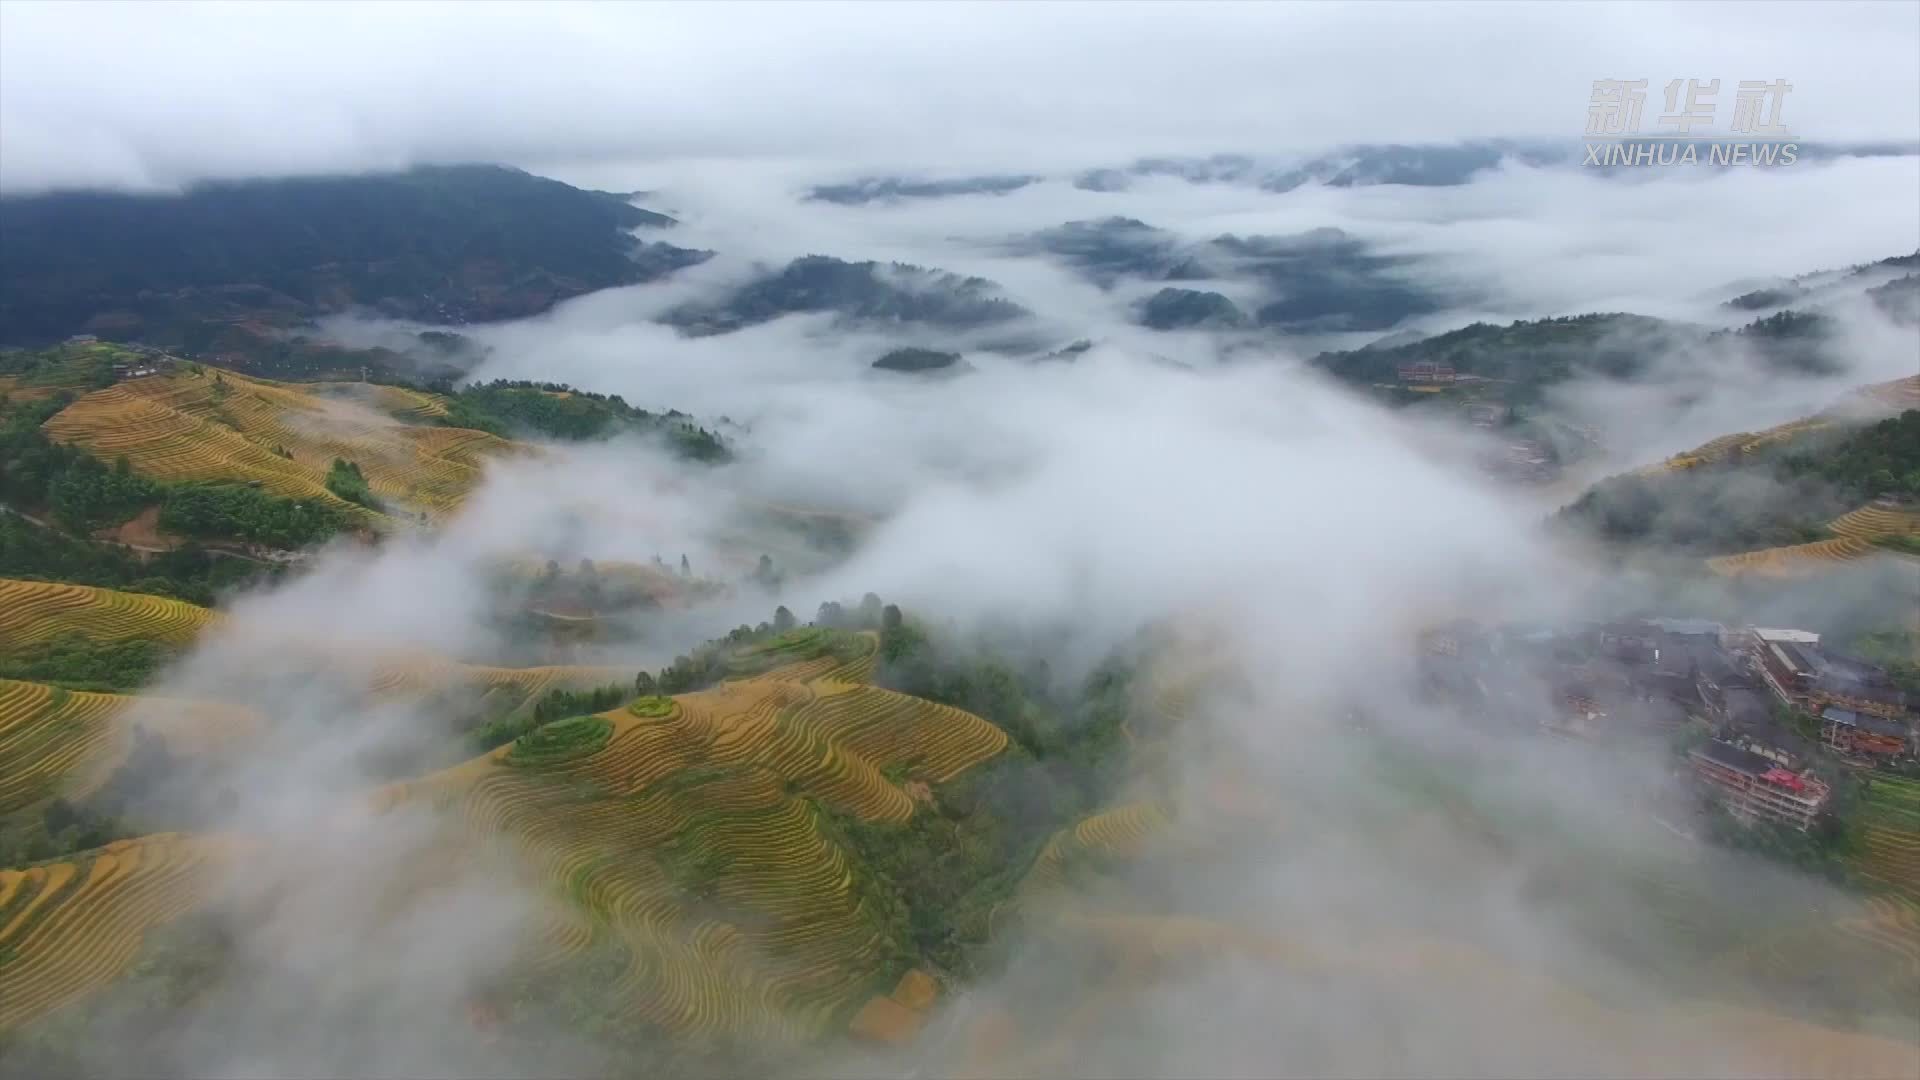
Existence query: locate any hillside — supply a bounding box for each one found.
[0,165,709,351]
[436,380,730,462]
[17,351,524,530]
[0,628,1018,1063]
[1315,312,1699,402]
[0,679,261,825]
[2,583,1918,1073]
[1557,378,1920,571]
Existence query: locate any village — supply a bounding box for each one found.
[1420,617,1918,833]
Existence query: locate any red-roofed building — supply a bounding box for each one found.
[1687,740,1829,831]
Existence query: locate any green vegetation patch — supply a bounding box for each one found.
[438,379,730,463]
[323,458,381,511]
[0,633,172,692]
[627,695,675,719]
[472,682,629,755]
[159,481,352,548]
[1871,533,1920,557]
[505,714,612,767]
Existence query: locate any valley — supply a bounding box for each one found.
[0,33,1917,1074]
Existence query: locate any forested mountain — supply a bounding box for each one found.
[1723,251,1920,318]
[660,255,1029,336]
[0,165,709,348]
[1009,218,1442,332]
[806,174,1039,205]
[1139,288,1247,330]
[1314,313,1697,400]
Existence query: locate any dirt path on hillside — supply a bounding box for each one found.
[94,506,178,553]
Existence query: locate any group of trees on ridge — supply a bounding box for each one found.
[430,379,731,462]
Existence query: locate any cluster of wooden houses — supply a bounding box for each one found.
[1420,617,1916,832]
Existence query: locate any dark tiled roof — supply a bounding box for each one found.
[1691,739,1774,775]
[1823,706,1908,738]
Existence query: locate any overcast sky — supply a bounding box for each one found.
[1,0,1916,193]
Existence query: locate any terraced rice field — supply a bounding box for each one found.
[1854,775,1920,901]
[1656,431,1753,472]
[1649,421,1827,474]
[1827,501,1920,541]
[1705,537,1891,578]
[0,681,126,815]
[375,634,1007,1042]
[363,651,631,701]
[1736,418,1830,457]
[0,579,219,655]
[1856,373,1920,411]
[39,369,518,520]
[1645,374,1918,477]
[1831,894,1920,981]
[0,596,622,703]
[1018,801,1171,898]
[0,833,237,1029]
[0,679,262,815]
[1703,499,1920,578]
[309,382,453,422]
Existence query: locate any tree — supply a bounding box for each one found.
[679,554,691,577]
[754,554,775,585]
[817,601,845,627]
[773,606,796,632]
[882,604,903,631]
[634,670,656,695]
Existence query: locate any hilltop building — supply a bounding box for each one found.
[1397,360,1456,384]
[1687,740,1829,831]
